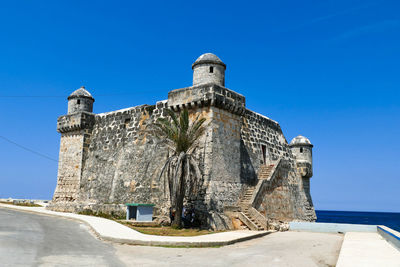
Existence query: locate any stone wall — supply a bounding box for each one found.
[78,103,172,217]
[197,107,243,229]
[253,164,314,222]
[240,110,316,222]
[53,131,85,202]
[241,109,294,164]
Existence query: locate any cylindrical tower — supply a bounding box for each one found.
[67,86,95,114]
[192,53,226,87]
[289,135,313,178]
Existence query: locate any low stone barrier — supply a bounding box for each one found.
[289,222,377,233]
[377,225,400,251]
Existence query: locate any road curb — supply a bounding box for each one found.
[99,231,272,247]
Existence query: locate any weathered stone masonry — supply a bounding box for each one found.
[49,53,317,230]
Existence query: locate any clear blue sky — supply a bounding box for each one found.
[0,0,399,212]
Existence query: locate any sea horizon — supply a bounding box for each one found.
[316,209,400,214]
[316,210,400,232]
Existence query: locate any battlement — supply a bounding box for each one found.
[168,83,246,115]
[57,112,95,133]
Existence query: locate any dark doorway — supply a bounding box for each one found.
[261,145,267,164]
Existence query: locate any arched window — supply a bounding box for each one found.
[300,147,303,153]
[209,66,214,73]
[77,99,80,105]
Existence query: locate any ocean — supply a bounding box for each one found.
[316,210,400,232]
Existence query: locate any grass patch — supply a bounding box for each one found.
[0,201,42,207]
[121,223,224,237]
[77,209,125,220]
[151,244,222,248]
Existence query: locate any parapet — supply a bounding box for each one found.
[168,83,246,115]
[57,112,96,133]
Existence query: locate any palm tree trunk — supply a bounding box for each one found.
[172,157,186,228]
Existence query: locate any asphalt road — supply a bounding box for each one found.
[0,208,124,267]
[115,231,343,267]
[0,207,343,267]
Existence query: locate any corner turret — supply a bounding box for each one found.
[67,86,94,114]
[192,53,226,87]
[289,135,313,178]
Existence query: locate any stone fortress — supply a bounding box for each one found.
[48,53,316,230]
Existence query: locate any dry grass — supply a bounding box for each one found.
[77,210,125,220]
[121,223,224,237]
[0,201,42,207]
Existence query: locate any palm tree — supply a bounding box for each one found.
[153,108,206,228]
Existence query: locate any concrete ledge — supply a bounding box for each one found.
[0,204,272,247]
[289,222,377,233]
[336,232,400,267]
[378,225,400,252]
[101,230,271,247]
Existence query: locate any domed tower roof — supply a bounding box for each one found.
[289,135,313,147]
[67,86,94,100]
[192,53,226,69]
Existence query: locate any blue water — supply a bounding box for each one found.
[316,210,400,232]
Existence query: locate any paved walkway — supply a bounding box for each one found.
[0,204,270,247]
[337,232,400,267]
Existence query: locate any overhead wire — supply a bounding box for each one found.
[0,91,162,98]
[0,135,58,162]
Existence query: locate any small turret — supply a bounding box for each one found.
[289,135,313,178]
[67,86,94,114]
[192,53,226,87]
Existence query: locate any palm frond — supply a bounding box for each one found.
[151,108,207,227]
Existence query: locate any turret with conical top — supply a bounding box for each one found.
[67,86,94,114]
[192,53,226,87]
[289,135,313,178]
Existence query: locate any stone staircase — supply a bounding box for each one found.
[238,186,255,207]
[236,163,276,231]
[258,164,275,179]
[240,206,266,230]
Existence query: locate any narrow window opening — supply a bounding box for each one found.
[300,147,303,153]
[209,66,214,73]
[77,99,81,105]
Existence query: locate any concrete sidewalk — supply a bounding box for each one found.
[0,203,271,247]
[336,232,400,267]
